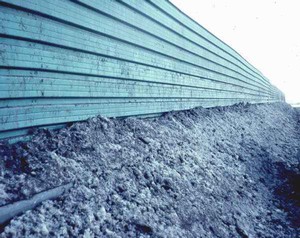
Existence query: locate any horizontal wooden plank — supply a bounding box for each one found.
[1,95,271,119]
[149,0,264,78]
[0,39,271,94]
[2,0,269,88]
[0,97,270,131]
[0,70,271,99]
[0,70,257,94]
[0,1,270,91]
[0,0,284,140]
[76,0,269,87]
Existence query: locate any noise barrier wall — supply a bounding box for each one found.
[0,0,285,140]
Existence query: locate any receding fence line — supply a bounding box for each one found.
[0,0,284,141]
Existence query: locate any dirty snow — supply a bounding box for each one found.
[0,102,299,237]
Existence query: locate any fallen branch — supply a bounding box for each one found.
[0,183,72,224]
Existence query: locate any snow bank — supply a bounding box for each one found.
[0,102,299,237]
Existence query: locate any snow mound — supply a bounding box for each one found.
[0,102,299,237]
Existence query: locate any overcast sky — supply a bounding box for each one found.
[170,0,300,104]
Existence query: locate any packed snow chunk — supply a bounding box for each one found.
[0,102,299,237]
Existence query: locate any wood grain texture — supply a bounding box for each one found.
[0,0,284,140]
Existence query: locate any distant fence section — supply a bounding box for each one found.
[0,0,285,140]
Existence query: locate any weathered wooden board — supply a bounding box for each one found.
[0,0,284,141]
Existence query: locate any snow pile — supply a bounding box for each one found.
[0,102,299,237]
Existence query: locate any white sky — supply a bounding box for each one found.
[170,0,300,104]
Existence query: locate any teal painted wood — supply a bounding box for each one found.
[79,0,269,88]
[0,8,269,92]
[0,71,271,99]
[0,38,271,93]
[2,10,270,93]
[149,0,266,80]
[0,0,284,141]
